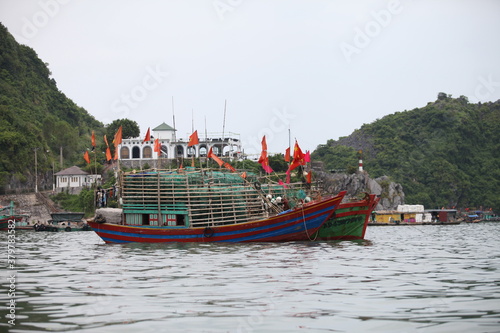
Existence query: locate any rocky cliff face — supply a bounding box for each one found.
[0,193,53,224]
[315,170,405,210]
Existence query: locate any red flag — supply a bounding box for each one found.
[304,151,311,163]
[257,136,267,164]
[306,171,312,183]
[113,126,123,146]
[143,128,151,143]
[285,170,291,184]
[154,138,161,156]
[287,140,305,172]
[208,147,224,167]
[83,151,91,164]
[263,164,273,173]
[105,147,112,161]
[104,135,109,147]
[278,179,288,189]
[188,130,199,147]
[258,136,273,174]
[284,147,290,162]
[91,131,96,147]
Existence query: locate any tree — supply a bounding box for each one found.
[106,119,140,140]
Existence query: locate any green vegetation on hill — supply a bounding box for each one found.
[0,23,105,191]
[313,94,500,211]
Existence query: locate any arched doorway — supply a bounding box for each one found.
[143,146,152,158]
[120,147,130,159]
[132,146,140,159]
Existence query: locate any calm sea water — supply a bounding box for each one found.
[1,223,500,333]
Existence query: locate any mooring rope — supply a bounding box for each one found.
[301,203,318,241]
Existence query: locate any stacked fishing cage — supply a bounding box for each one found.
[120,168,306,228]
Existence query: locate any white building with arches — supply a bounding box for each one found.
[118,122,243,168]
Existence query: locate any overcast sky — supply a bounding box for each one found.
[1,0,499,156]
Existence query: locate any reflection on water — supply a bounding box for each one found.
[1,224,499,332]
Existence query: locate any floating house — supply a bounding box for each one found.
[372,205,459,224]
[423,209,458,223]
[373,205,425,224]
[117,122,243,168]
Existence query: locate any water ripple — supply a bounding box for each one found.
[1,224,499,332]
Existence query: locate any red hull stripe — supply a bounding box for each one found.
[89,195,343,243]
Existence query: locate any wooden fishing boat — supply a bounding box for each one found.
[316,194,380,241]
[88,168,346,243]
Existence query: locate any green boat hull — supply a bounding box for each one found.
[317,194,379,241]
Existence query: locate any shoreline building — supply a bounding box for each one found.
[54,166,101,194]
[117,122,243,168]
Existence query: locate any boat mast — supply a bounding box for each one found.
[222,100,226,158]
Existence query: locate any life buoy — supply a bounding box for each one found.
[65,226,71,232]
[253,182,261,191]
[203,227,214,238]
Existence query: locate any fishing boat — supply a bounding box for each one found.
[0,201,26,230]
[316,194,380,241]
[88,168,346,243]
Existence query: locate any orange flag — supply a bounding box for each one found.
[83,151,91,164]
[207,147,224,167]
[91,131,96,147]
[104,135,109,147]
[113,126,123,146]
[284,147,290,162]
[143,128,151,143]
[154,138,161,156]
[224,162,236,172]
[306,171,312,184]
[188,130,199,147]
[105,147,112,161]
[240,171,247,179]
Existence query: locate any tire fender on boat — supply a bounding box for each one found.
[203,227,214,238]
[65,226,71,232]
[253,182,261,191]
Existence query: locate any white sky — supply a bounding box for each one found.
[1,0,499,156]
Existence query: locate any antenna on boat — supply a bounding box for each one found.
[222,100,227,159]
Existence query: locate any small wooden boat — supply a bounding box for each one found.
[316,194,380,241]
[88,168,346,243]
